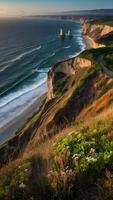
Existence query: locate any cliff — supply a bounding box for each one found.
[47,57,91,100]
[0,20,113,200]
[82,23,113,39]
[81,19,113,47]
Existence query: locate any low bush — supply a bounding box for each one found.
[48,129,113,199]
[0,159,31,199]
[53,132,113,173]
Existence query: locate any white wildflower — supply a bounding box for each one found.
[24,168,28,172]
[90,148,95,154]
[19,183,26,189]
[86,156,97,163]
[68,169,73,173]
[74,156,80,161]
[72,154,78,159]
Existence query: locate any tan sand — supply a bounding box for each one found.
[83,35,105,49]
[0,93,46,145]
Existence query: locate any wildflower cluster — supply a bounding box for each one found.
[53,132,113,173]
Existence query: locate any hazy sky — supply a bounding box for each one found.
[0,0,113,17]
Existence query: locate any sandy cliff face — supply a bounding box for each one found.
[47,71,54,100]
[47,57,91,100]
[82,23,113,40]
[80,19,113,48]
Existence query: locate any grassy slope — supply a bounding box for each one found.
[90,18,113,26]
[0,47,113,199]
[103,53,113,71]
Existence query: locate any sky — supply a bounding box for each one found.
[0,0,113,17]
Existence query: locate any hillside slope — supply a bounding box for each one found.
[0,20,113,200]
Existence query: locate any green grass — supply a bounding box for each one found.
[103,53,113,71]
[1,120,113,200]
[80,48,111,62]
[53,131,113,173]
[0,155,52,200]
[0,159,31,199]
[1,48,113,200]
[90,18,113,27]
[98,81,113,98]
[55,77,69,96]
[52,67,95,122]
[48,122,113,199]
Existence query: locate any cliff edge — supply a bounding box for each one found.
[81,18,113,47]
[0,19,113,200]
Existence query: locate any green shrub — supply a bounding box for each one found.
[0,159,31,199]
[48,130,113,199]
[53,132,113,173]
[103,53,113,71]
[80,48,109,63]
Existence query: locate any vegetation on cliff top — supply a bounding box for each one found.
[49,123,113,200]
[87,18,113,46]
[1,47,113,199]
[0,120,113,200]
[80,47,111,62]
[103,52,113,71]
[90,18,113,26]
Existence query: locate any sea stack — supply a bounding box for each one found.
[59,27,65,39]
[67,29,73,39]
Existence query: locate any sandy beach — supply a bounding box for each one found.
[0,93,46,145]
[83,35,94,49]
[83,35,105,49]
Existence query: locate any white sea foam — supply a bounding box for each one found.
[68,26,86,59]
[0,73,47,108]
[36,45,42,50]
[0,82,47,129]
[0,45,42,73]
[0,22,86,133]
[64,46,71,49]
[10,45,42,62]
[0,65,9,72]
[35,69,50,73]
[49,52,55,57]
[37,52,55,67]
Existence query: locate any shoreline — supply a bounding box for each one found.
[83,35,105,49]
[83,35,93,49]
[0,22,86,146]
[0,93,46,145]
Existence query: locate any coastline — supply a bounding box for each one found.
[0,21,86,146]
[0,93,46,145]
[83,35,93,49]
[83,35,105,49]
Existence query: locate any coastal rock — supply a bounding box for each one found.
[47,71,54,100]
[82,23,113,39]
[47,57,91,100]
[81,20,113,47]
[74,57,92,68]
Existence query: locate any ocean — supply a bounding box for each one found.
[0,18,85,143]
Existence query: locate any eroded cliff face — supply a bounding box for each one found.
[81,20,113,47]
[82,23,113,39]
[47,57,92,100]
[0,56,92,166]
